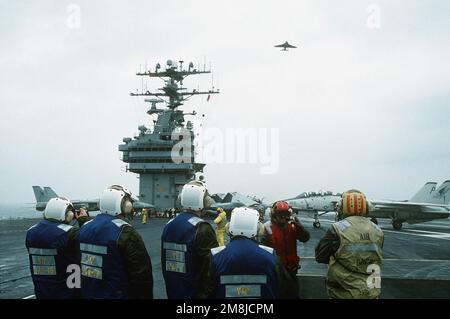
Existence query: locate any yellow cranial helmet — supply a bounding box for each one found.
[337,189,369,218]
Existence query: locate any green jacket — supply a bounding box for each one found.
[316,216,383,299]
[192,221,219,298]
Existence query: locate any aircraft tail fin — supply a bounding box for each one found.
[410,182,437,202]
[43,187,58,199]
[32,186,48,202]
[32,186,59,203]
[429,180,450,205]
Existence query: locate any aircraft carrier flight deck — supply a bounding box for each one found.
[1,214,449,299]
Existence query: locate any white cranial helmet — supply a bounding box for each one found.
[100,185,133,216]
[44,197,74,222]
[228,207,259,239]
[179,181,213,211]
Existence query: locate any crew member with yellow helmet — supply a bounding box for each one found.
[213,207,227,246]
[315,189,384,299]
[141,208,148,224]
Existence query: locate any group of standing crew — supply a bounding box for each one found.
[26,181,383,299]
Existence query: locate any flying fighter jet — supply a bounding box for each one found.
[32,186,154,213]
[274,41,297,51]
[284,181,450,230]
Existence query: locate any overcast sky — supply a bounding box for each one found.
[0,0,449,205]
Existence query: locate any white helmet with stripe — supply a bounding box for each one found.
[228,207,259,239]
[179,181,214,211]
[100,184,133,216]
[44,197,75,222]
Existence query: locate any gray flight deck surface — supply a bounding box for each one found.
[1,214,450,299]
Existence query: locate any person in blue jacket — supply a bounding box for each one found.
[25,197,89,299]
[79,184,153,299]
[161,180,218,299]
[208,207,297,299]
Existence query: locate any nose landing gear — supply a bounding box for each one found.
[392,219,403,230]
[313,212,321,228]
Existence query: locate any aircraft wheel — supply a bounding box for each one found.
[370,217,378,225]
[313,221,321,229]
[392,220,403,230]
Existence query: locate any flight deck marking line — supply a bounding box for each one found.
[22,295,35,299]
[404,229,450,237]
[301,257,450,262]
[383,228,450,237]
[0,275,31,284]
[295,274,450,281]
[383,229,450,241]
[410,224,450,229]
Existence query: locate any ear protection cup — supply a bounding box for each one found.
[366,200,372,214]
[65,209,74,223]
[121,198,133,214]
[202,190,214,210]
[257,222,265,237]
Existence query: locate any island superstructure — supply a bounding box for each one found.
[119,59,219,210]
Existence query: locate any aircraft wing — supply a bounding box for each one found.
[370,200,450,215]
[372,199,450,210]
[208,201,245,214]
[275,42,297,48]
[132,201,155,211]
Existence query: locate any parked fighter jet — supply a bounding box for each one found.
[284,191,341,228]
[285,181,450,230]
[32,186,154,213]
[370,181,450,230]
[206,192,269,218]
[274,41,297,51]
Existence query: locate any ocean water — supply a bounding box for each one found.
[0,204,41,220]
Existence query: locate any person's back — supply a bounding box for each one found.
[161,181,218,299]
[26,219,77,298]
[25,197,85,299]
[79,213,129,298]
[79,185,153,299]
[161,211,205,298]
[315,189,384,299]
[211,238,277,298]
[327,215,383,299]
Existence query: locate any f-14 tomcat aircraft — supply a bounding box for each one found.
[284,191,341,228]
[206,192,269,218]
[284,181,450,230]
[32,186,154,213]
[370,181,450,230]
